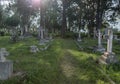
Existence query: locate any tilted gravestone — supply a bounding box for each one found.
[0,51,13,80]
[99,28,118,64]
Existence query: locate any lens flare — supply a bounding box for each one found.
[32,0,41,7]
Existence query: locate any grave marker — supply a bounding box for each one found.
[30,45,39,53]
[99,28,118,64]
[0,50,13,80]
[77,30,82,42]
[96,29,105,53]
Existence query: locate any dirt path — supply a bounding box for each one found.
[60,53,76,78]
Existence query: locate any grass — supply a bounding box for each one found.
[0,36,120,84]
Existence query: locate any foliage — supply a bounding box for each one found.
[4,15,20,27]
[64,31,77,38]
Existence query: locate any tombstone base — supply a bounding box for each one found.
[30,46,39,53]
[99,52,118,64]
[0,60,13,80]
[44,39,50,43]
[39,39,46,45]
[96,46,105,53]
[77,38,82,42]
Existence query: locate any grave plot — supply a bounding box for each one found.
[38,28,53,51]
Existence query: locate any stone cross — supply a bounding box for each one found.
[107,28,113,53]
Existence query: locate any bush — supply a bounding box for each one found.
[64,31,77,39]
[0,31,5,36]
[32,32,38,37]
[115,32,120,38]
[81,33,88,38]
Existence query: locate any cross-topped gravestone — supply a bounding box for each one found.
[99,28,118,64]
[107,28,113,53]
[95,29,105,53]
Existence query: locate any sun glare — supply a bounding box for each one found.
[32,0,41,7]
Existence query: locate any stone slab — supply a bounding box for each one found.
[0,60,13,80]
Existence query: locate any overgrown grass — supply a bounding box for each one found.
[0,36,120,84]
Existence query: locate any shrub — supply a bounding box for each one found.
[64,31,77,39]
[0,31,5,36]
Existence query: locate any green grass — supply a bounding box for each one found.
[0,36,120,84]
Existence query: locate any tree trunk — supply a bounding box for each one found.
[61,0,67,38]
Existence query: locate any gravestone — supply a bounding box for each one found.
[0,51,13,80]
[0,48,9,56]
[40,28,45,40]
[77,30,82,42]
[49,34,53,41]
[30,45,39,53]
[99,28,118,64]
[96,29,105,53]
[113,35,118,40]
[39,28,46,45]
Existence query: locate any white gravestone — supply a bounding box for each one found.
[99,28,118,64]
[77,30,82,42]
[39,28,46,45]
[0,50,13,80]
[40,28,45,40]
[96,29,105,53]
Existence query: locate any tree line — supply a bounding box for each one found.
[0,0,119,37]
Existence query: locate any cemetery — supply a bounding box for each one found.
[0,0,120,84]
